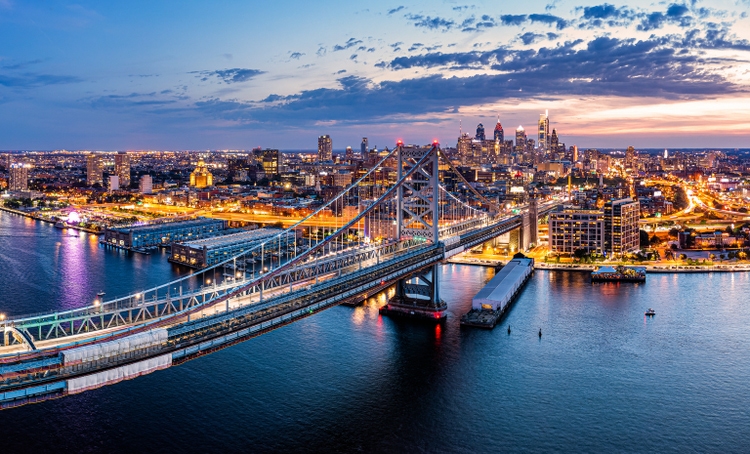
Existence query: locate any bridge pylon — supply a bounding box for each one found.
[381,142,447,321]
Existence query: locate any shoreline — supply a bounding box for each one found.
[448,257,750,273]
[0,205,102,235]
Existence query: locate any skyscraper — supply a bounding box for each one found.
[515,126,526,152]
[538,110,550,155]
[345,146,354,161]
[625,146,636,169]
[550,129,559,155]
[493,118,504,143]
[9,163,29,192]
[318,135,332,162]
[189,159,213,188]
[361,137,369,156]
[260,149,280,175]
[114,152,131,188]
[475,123,485,141]
[139,175,153,194]
[86,155,103,186]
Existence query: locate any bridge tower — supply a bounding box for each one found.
[381,142,448,321]
[520,191,539,251]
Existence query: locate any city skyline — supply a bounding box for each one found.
[1,1,749,150]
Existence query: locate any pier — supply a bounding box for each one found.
[461,256,534,329]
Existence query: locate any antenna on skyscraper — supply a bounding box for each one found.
[459,119,462,135]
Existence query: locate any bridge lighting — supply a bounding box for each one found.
[0,313,5,322]
[397,139,403,146]
[206,278,212,285]
[93,298,100,307]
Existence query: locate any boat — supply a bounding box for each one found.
[645,308,655,316]
[591,265,646,283]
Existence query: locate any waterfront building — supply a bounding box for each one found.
[190,159,214,188]
[114,152,131,188]
[104,218,226,250]
[8,163,29,192]
[170,228,291,268]
[604,198,640,256]
[86,155,103,186]
[139,175,153,194]
[549,208,605,255]
[318,135,332,162]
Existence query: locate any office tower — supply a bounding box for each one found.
[475,123,485,141]
[9,163,29,191]
[625,146,636,169]
[318,135,332,162]
[190,159,214,188]
[345,146,354,161]
[604,198,640,256]
[109,175,119,191]
[86,155,103,186]
[114,152,131,188]
[538,110,550,155]
[260,149,280,175]
[550,129,559,155]
[361,137,369,155]
[139,175,153,194]
[493,118,504,143]
[515,126,526,152]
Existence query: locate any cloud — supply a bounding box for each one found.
[461,14,497,32]
[289,52,305,60]
[405,14,456,30]
[0,72,81,88]
[500,14,527,26]
[86,92,179,109]
[333,38,363,52]
[194,68,265,83]
[387,6,405,15]
[638,3,693,31]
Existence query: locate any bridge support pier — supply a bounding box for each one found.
[380,264,447,322]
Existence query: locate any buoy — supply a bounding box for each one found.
[507,325,511,335]
[538,328,542,338]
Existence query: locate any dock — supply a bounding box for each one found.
[460,257,534,329]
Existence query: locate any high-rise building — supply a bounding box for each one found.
[109,175,119,191]
[457,133,472,163]
[604,198,640,256]
[549,208,605,255]
[475,123,485,141]
[260,149,280,176]
[493,118,504,143]
[139,175,153,194]
[361,137,369,156]
[515,126,526,152]
[538,110,550,155]
[86,155,103,186]
[189,159,214,188]
[318,135,332,162]
[550,129,559,155]
[9,163,29,192]
[625,146,636,169]
[114,152,131,188]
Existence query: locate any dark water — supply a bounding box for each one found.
[1,211,749,453]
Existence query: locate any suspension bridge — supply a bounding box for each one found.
[0,142,560,408]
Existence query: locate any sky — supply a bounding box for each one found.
[1,0,750,151]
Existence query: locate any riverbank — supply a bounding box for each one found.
[0,205,101,234]
[448,256,750,273]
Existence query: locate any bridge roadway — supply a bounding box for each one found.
[0,203,559,406]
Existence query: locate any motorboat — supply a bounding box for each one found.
[645,308,655,316]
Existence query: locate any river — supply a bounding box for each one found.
[0,211,748,453]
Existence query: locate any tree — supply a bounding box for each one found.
[668,227,680,239]
[639,229,650,248]
[726,225,734,234]
[573,248,588,261]
[679,253,687,261]
[650,235,660,246]
[739,251,748,260]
